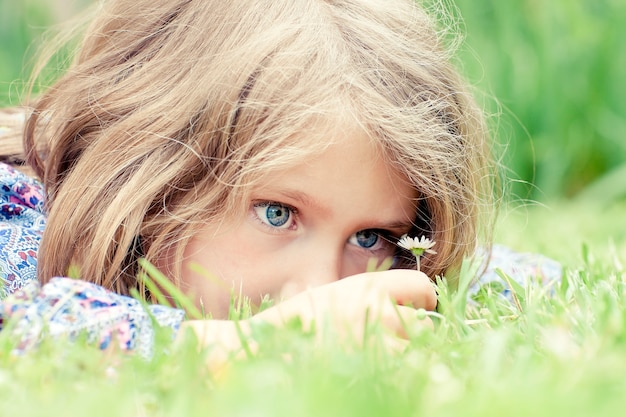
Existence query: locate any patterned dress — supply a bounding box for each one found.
[0,164,184,357]
[0,163,561,356]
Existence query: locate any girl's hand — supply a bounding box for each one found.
[253,268,437,339]
[179,269,436,369]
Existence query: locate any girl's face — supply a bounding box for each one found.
[169,128,417,318]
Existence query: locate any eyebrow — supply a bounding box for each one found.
[271,189,329,214]
[373,220,414,235]
[261,189,416,235]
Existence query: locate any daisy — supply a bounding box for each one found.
[396,234,436,271]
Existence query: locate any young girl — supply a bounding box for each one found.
[0,0,559,359]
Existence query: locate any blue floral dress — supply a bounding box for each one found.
[0,163,561,356]
[0,163,183,357]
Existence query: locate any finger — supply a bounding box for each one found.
[342,269,438,311]
[384,269,438,310]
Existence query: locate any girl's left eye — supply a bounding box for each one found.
[253,202,296,229]
[348,230,386,251]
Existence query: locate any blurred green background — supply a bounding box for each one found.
[1,0,625,203]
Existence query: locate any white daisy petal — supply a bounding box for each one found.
[397,234,416,250]
[396,234,436,253]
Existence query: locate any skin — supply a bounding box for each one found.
[165,126,438,362]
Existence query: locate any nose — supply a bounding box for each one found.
[279,242,343,298]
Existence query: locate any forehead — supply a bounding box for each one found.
[252,125,418,229]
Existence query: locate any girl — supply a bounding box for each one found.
[0,0,558,359]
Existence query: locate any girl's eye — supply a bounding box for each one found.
[349,230,384,250]
[253,202,295,229]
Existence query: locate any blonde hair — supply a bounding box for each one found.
[23,0,493,295]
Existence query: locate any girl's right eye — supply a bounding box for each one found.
[252,202,296,230]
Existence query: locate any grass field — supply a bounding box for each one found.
[1,201,624,417]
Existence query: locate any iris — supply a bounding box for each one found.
[353,230,379,248]
[264,203,290,227]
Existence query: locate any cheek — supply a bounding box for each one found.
[340,245,397,278]
[181,231,248,281]
[178,225,292,313]
[163,226,247,318]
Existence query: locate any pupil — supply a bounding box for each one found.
[266,204,289,227]
[357,230,378,248]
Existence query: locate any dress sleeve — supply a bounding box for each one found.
[0,277,185,358]
[0,162,46,298]
[0,163,185,357]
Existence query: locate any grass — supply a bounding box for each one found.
[1,201,624,417]
[0,1,56,105]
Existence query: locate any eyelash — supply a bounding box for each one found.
[351,230,397,253]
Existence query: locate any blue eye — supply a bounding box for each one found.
[253,202,294,229]
[350,230,380,249]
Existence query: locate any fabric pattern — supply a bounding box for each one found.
[0,163,46,298]
[0,163,185,357]
[1,277,184,358]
